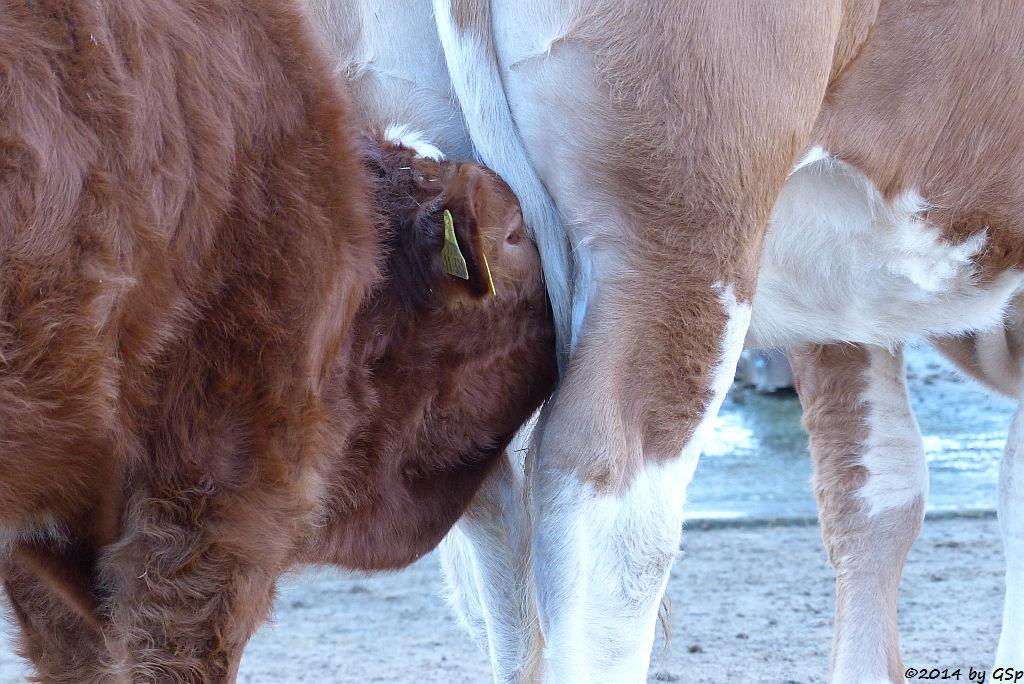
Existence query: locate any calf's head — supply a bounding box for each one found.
[362,134,548,318]
[357,131,557,429]
[321,133,557,569]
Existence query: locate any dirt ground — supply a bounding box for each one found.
[0,513,1005,683]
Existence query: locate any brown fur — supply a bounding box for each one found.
[450,0,489,38]
[0,2,556,681]
[522,0,860,489]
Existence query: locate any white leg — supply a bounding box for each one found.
[530,460,691,681]
[997,403,1024,668]
[440,451,542,683]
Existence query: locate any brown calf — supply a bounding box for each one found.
[0,2,555,681]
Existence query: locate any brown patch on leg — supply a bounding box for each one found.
[449,0,489,39]
[791,343,925,683]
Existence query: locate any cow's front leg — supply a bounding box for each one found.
[527,278,751,681]
[790,343,928,684]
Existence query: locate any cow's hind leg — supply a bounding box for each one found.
[440,449,543,682]
[932,322,1024,669]
[791,343,928,684]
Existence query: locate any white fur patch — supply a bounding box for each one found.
[748,152,1024,349]
[569,248,594,351]
[683,284,753,467]
[491,1,574,71]
[791,145,829,174]
[440,501,533,680]
[857,347,929,517]
[384,124,445,161]
[533,285,750,682]
[997,404,1024,668]
[438,526,488,650]
[439,412,541,682]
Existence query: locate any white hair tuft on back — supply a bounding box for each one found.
[384,124,445,161]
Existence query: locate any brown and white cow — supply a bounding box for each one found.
[308,1,1024,681]
[0,2,556,681]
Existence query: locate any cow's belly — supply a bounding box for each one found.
[746,150,1024,349]
[327,0,474,159]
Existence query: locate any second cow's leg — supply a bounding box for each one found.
[790,344,928,684]
[2,548,110,683]
[997,401,1024,668]
[933,327,1024,669]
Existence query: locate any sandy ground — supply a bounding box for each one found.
[0,513,1005,683]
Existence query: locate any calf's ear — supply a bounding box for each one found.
[435,164,498,297]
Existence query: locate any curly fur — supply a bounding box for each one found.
[0,2,556,681]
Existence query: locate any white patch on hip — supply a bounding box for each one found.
[384,123,445,161]
[791,145,830,173]
[748,152,1024,349]
[857,347,929,518]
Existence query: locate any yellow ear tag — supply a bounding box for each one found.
[442,210,469,280]
[481,253,497,296]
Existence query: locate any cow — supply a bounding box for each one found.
[306,1,1024,681]
[0,1,556,681]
